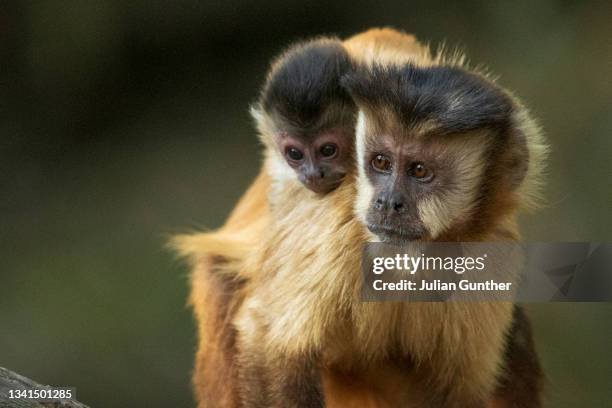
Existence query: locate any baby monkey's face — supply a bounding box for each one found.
[257,37,356,195]
[276,127,353,194]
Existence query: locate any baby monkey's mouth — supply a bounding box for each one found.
[303,173,346,194]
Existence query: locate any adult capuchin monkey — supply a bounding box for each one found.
[175,28,545,407]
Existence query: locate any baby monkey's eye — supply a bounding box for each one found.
[371,154,392,173]
[409,163,434,181]
[320,144,338,158]
[286,147,304,161]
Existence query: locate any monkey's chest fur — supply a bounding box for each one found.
[234,180,514,406]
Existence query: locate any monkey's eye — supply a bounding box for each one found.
[286,147,304,161]
[409,163,433,181]
[320,144,337,158]
[371,154,392,173]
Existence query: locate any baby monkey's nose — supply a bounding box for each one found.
[304,168,326,184]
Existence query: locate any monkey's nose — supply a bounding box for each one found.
[304,169,325,184]
[390,197,406,213]
[391,200,404,212]
[375,194,407,213]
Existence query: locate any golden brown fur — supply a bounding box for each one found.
[233,178,517,406]
[344,28,427,66]
[175,28,546,407]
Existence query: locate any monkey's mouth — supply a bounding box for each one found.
[304,175,345,194]
[367,223,425,244]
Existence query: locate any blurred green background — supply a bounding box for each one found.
[1,1,611,407]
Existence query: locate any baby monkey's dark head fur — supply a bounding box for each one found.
[255,38,356,194]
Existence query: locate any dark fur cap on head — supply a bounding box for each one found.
[260,38,355,131]
[341,64,515,135]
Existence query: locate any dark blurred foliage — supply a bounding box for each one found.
[1,1,611,407]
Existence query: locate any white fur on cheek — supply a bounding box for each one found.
[268,150,295,183]
[355,175,374,226]
[265,149,299,204]
[252,106,300,192]
[355,111,368,180]
[353,111,373,225]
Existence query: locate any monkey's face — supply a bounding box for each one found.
[358,124,490,243]
[276,128,353,194]
[256,37,357,194]
[343,63,523,244]
[362,133,431,243]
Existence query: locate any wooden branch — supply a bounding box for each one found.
[0,367,89,408]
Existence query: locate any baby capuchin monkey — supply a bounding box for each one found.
[174,36,358,407]
[174,39,355,273]
[251,38,356,196]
